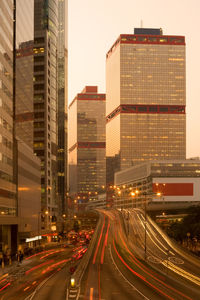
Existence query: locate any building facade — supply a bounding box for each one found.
[18,140,41,244]
[57,0,68,218]
[106,28,186,183]
[16,40,34,149]
[0,0,18,254]
[33,0,59,222]
[114,160,200,210]
[68,86,106,208]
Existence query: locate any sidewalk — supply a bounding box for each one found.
[0,258,32,277]
[0,242,64,278]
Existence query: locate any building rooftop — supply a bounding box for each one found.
[134,28,163,35]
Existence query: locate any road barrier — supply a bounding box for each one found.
[67,212,102,299]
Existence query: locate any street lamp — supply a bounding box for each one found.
[144,192,147,260]
[117,190,122,209]
[131,192,135,208]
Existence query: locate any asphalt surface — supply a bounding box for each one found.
[0,245,74,300]
[2,210,200,300]
[79,209,200,300]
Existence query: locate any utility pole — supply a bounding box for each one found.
[144,192,147,260]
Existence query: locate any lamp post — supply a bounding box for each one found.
[131,192,135,208]
[144,192,147,260]
[118,190,122,209]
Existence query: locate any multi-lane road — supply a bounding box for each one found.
[0,245,74,300]
[78,209,200,300]
[1,209,200,300]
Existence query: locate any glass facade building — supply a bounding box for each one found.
[57,0,68,216]
[15,0,34,149]
[68,87,106,208]
[0,0,16,216]
[106,28,186,183]
[33,0,59,218]
[0,0,18,254]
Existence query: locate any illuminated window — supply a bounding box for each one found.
[137,36,147,42]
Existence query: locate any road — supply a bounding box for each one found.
[2,210,200,300]
[0,244,74,300]
[78,209,200,300]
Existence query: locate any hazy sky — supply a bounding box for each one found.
[68,0,200,158]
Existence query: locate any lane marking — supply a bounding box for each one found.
[109,245,150,300]
[98,264,101,300]
[118,215,192,300]
[113,239,180,300]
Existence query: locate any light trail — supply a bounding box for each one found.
[162,260,200,286]
[40,249,65,259]
[0,283,11,292]
[93,215,105,264]
[25,249,54,260]
[100,219,110,264]
[41,259,70,274]
[90,287,93,300]
[25,260,54,275]
[113,239,175,300]
[118,231,193,300]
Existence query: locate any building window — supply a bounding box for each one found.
[138,106,147,112]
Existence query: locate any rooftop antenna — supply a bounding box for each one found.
[140,20,143,28]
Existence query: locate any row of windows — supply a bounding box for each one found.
[0,115,12,132]
[120,35,185,44]
[0,96,12,115]
[107,105,185,122]
[0,152,12,166]
[0,169,12,182]
[77,94,105,100]
[0,134,12,149]
[0,187,15,199]
[0,207,16,216]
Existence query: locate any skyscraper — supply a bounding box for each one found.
[15,0,41,245]
[33,0,59,221]
[68,86,106,208]
[57,0,68,217]
[0,0,17,252]
[106,28,186,183]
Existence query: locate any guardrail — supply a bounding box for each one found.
[67,212,103,298]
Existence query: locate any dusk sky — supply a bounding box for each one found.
[68,0,200,158]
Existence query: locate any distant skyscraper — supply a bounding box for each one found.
[33,0,59,219]
[106,28,186,183]
[68,86,106,208]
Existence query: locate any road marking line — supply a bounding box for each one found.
[109,245,150,300]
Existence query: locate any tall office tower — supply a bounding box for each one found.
[68,86,106,208]
[57,0,68,218]
[106,28,186,183]
[0,0,18,253]
[15,1,34,149]
[33,0,59,221]
[15,0,41,245]
[16,40,34,148]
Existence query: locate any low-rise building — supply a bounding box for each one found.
[114,160,200,211]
